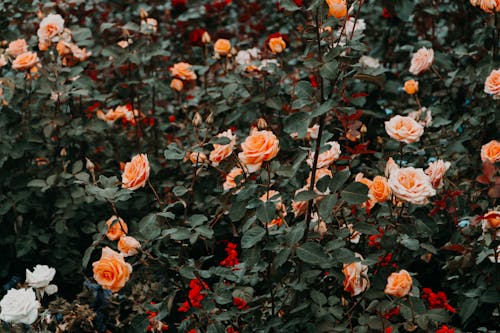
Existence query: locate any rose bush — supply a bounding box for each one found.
[0,0,498,332]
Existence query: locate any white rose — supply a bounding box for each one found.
[388,167,436,204]
[26,265,56,289]
[0,288,40,325]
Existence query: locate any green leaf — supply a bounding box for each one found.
[320,60,339,80]
[294,190,318,202]
[310,99,335,118]
[164,144,185,160]
[279,0,301,11]
[296,242,327,265]
[286,222,306,245]
[329,169,351,192]
[341,182,369,204]
[256,201,277,223]
[241,226,266,249]
[139,214,162,240]
[318,195,337,220]
[189,214,207,227]
[273,248,291,268]
[459,298,478,323]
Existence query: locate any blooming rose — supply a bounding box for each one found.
[239,129,279,173]
[97,106,128,124]
[425,159,451,189]
[409,47,434,75]
[170,78,184,92]
[479,0,498,12]
[214,38,231,56]
[403,79,419,95]
[483,211,500,230]
[92,247,132,292]
[326,0,347,19]
[105,215,128,241]
[67,43,91,62]
[223,167,244,191]
[188,151,207,165]
[12,52,40,71]
[209,129,236,166]
[292,185,309,217]
[118,236,141,256]
[370,176,391,203]
[481,140,500,164]
[268,37,286,54]
[385,115,424,144]
[37,14,65,42]
[388,167,436,204]
[6,39,28,57]
[26,265,56,289]
[0,288,40,325]
[385,270,412,298]
[122,154,150,190]
[342,254,370,296]
[306,141,341,169]
[484,68,500,99]
[170,62,197,81]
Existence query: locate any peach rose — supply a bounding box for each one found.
[188,152,207,165]
[223,167,244,191]
[343,254,370,296]
[481,140,500,164]
[268,37,286,54]
[306,141,341,169]
[38,39,50,51]
[425,159,451,189]
[370,176,391,203]
[170,78,184,92]
[326,0,347,19]
[409,47,434,75]
[355,173,375,209]
[385,115,424,144]
[92,247,132,292]
[484,69,500,99]
[37,14,65,42]
[479,0,498,12]
[388,167,436,204]
[385,158,399,177]
[170,62,197,81]
[105,216,128,241]
[292,185,309,217]
[260,190,287,226]
[6,39,28,57]
[97,107,127,124]
[12,52,39,71]
[403,79,419,95]
[68,43,91,62]
[214,39,231,56]
[307,168,332,195]
[385,270,412,298]
[408,107,432,127]
[239,129,279,173]
[483,211,500,230]
[56,41,71,56]
[0,55,7,67]
[122,154,150,190]
[209,129,236,166]
[118,236,141,257]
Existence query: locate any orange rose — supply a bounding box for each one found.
[223,167,244,191]
[481,140,500,164]
[97,106,128,124]
[38,39,50,51]
[370,176,391,203]
[170,62,197,81]
[268,37,286,54]
[292,185,309,217]
[355,173,375,209]
[403,79,419,95]
[484,69,500,99]
[118,236,141,257]
[92,247,132,292]
[385,270,412,298]
[105,215,128,241]
[122,154,150,190]
[425,159,451,189]
[238,129,279,173]
[326,0,347,19]
[483,211,500,230]
[479,0,498,12]
[11,52,39,71]
[56,41,71,56]
[409,47,434,75]
[214,39,231,56]
[170,78,184,92]
[385,115,424,144]
[343,254,370,296]
[6,39,28,57]
[188,152,207,165]
[388,167,436,205]
[306,141,341,169]
[37,14,65,42]
[209,129,236,166]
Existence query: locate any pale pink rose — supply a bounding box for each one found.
[385,157,399,177]
[481,140,500,164]
[118,236,141,257]
[37,14,65,42]
[342,253,370,296]
[11,52,39,71]
[306,141,341,169]
[388,167,436,204]
[409,47,434,75]
[484,68,500,99]
[209,129,236,166]
[6,39,28,57]
[223,167,244,191]
[68,43,91,61]
[385,115,424,144]
[425,159,451,189]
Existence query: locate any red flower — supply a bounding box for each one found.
[172,0,187,9]
[189,29,207,45]
[294,0,303,5]
[233,297,248,310]
[422,288,456,313]
[178,279,208,312]
[382,306,400,319]
[382,8,392,19]
[220,242,240,267]
[168,115,176,122]
[436,325,455,333]
[227,327,239,333]
[385,327,393,333]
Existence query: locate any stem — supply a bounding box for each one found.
[148,180,164,207]
[264,162,276,316]
[398,142,404,167]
